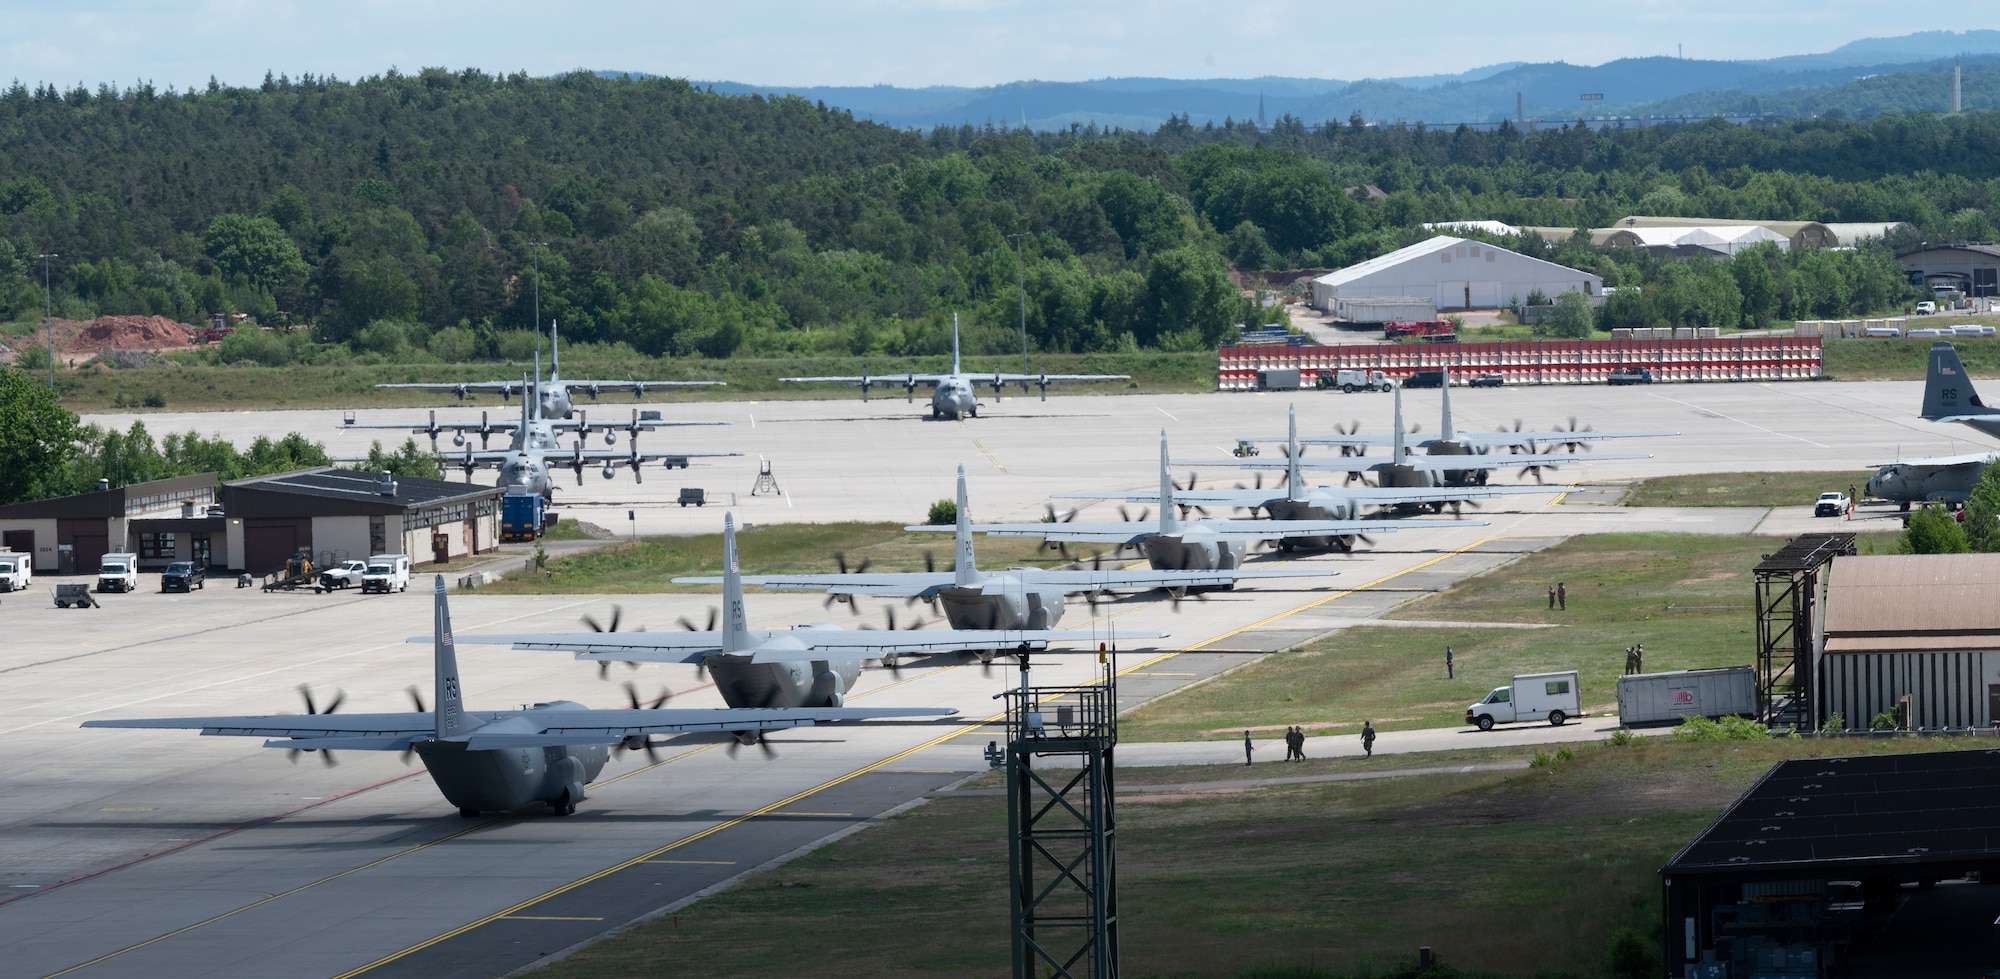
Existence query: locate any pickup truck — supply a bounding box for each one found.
[1607,367,1654,385]
[319,559,368,589]
[97,553,139,593]
[0,552,29,592]
[1814,492,1852,517]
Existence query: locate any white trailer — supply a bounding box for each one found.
[1615,667,1756,727]
[1466,670,1580,730]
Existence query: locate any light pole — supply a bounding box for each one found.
[1007,232,1028,374]
[36,251,56,389]
[529,239,548,350]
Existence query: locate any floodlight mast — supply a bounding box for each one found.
[37,251,55,389]
[1009,232,1028,374]
[529,238,548,355]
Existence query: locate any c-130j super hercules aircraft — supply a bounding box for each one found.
[779,314,1129,420]
[82,577,955,817]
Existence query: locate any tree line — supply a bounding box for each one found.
[0,70,1990,362]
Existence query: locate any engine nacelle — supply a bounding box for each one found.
[806,669,846,708]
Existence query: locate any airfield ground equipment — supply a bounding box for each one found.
[261,550,318,592]
[751,460,781,497]
[998,651,1119,979]
[52,584,98,608]
[678,487,707,507]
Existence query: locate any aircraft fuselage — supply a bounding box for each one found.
[1868,462,1983,509]
[938,580,1065,632]
[706,653,864,710]
[414,702,610,815]
[932,377,979,420]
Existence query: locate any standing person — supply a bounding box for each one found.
[1361,721,1376,759]
[1244,729,1254,766]
[1634,643,1644,673]
[1557,582,1567,611]
[1295,726,1307,761]
[1445,645,1455,679]
[1548,585,1557,610]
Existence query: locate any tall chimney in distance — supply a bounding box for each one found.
[1953,57,1963,113]
[1517,91,1523,125]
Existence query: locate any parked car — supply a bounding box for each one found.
[1814,492,1852,517]
[161,561,206,591]
[319,559,368,590]
[1467,373,1505,388]
[1607,367,1654,385]
[1401,370,1445,389]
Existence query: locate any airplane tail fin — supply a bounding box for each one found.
[550,319,560,379]
[1287,404,1306,501]
[1392,381,1407,462]
[1158,430,1180,535]
[954,466,979,586]
[1440,367,1454,437]
[1924,341,1998,419]
[432,577,472,738]
[951,312,962,376]
[722,513,749,653]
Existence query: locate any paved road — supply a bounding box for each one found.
[1,379,1972,977]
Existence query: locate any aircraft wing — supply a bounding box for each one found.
[978,372,1129,384]
[918,518,1484,544]
[778,374,952,389]
[562,379,726,398]
[1188,452,1648,474]
[1253,430,1678,449]
[1867,452,1998,469]
[1053,484,1565,508]
[1017,567,1327,590]
[549,419,730,432]
[339,419,522,435]
[376,381,528,398]
[82,711,447,745]
[674,572,959,597]
[453,706,952,749]
[440,627,1166,662]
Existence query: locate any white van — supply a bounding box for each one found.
[360,554,411,594]
[97,552,139,593]
[0,551,30,592]
[1466,670,1581,730]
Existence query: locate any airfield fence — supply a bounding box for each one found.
[1216,336,1823,390]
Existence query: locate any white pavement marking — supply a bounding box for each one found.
[1643,387,1832,450]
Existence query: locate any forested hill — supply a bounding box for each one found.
[0,68,1997,367]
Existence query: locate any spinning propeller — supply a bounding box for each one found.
[289,685,345,767]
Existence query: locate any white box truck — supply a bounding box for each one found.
[1466,671,1580,730]
[97,552,139,593]
[1615,667,1756,726]
[0,551,29,592]
[1329,369,1390,393]
[360,554,411,594]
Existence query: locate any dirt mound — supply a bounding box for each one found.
[59,316,196,354]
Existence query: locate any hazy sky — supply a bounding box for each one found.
[0,1,1977,91]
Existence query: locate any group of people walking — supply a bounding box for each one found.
[1244,722,1376,764]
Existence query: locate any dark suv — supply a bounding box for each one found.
[1401,370,1446,389]
[162,561,206,592]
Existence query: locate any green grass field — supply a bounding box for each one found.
[478,521,1077,595]
[1622,470,1863,508]
[1119,533,1895,741]
[1820,329,2000,380]
[528,735,1980,978]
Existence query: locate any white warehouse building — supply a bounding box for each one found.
[1311,236,1603,313]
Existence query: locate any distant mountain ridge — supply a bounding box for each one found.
[605,30,2000,130]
